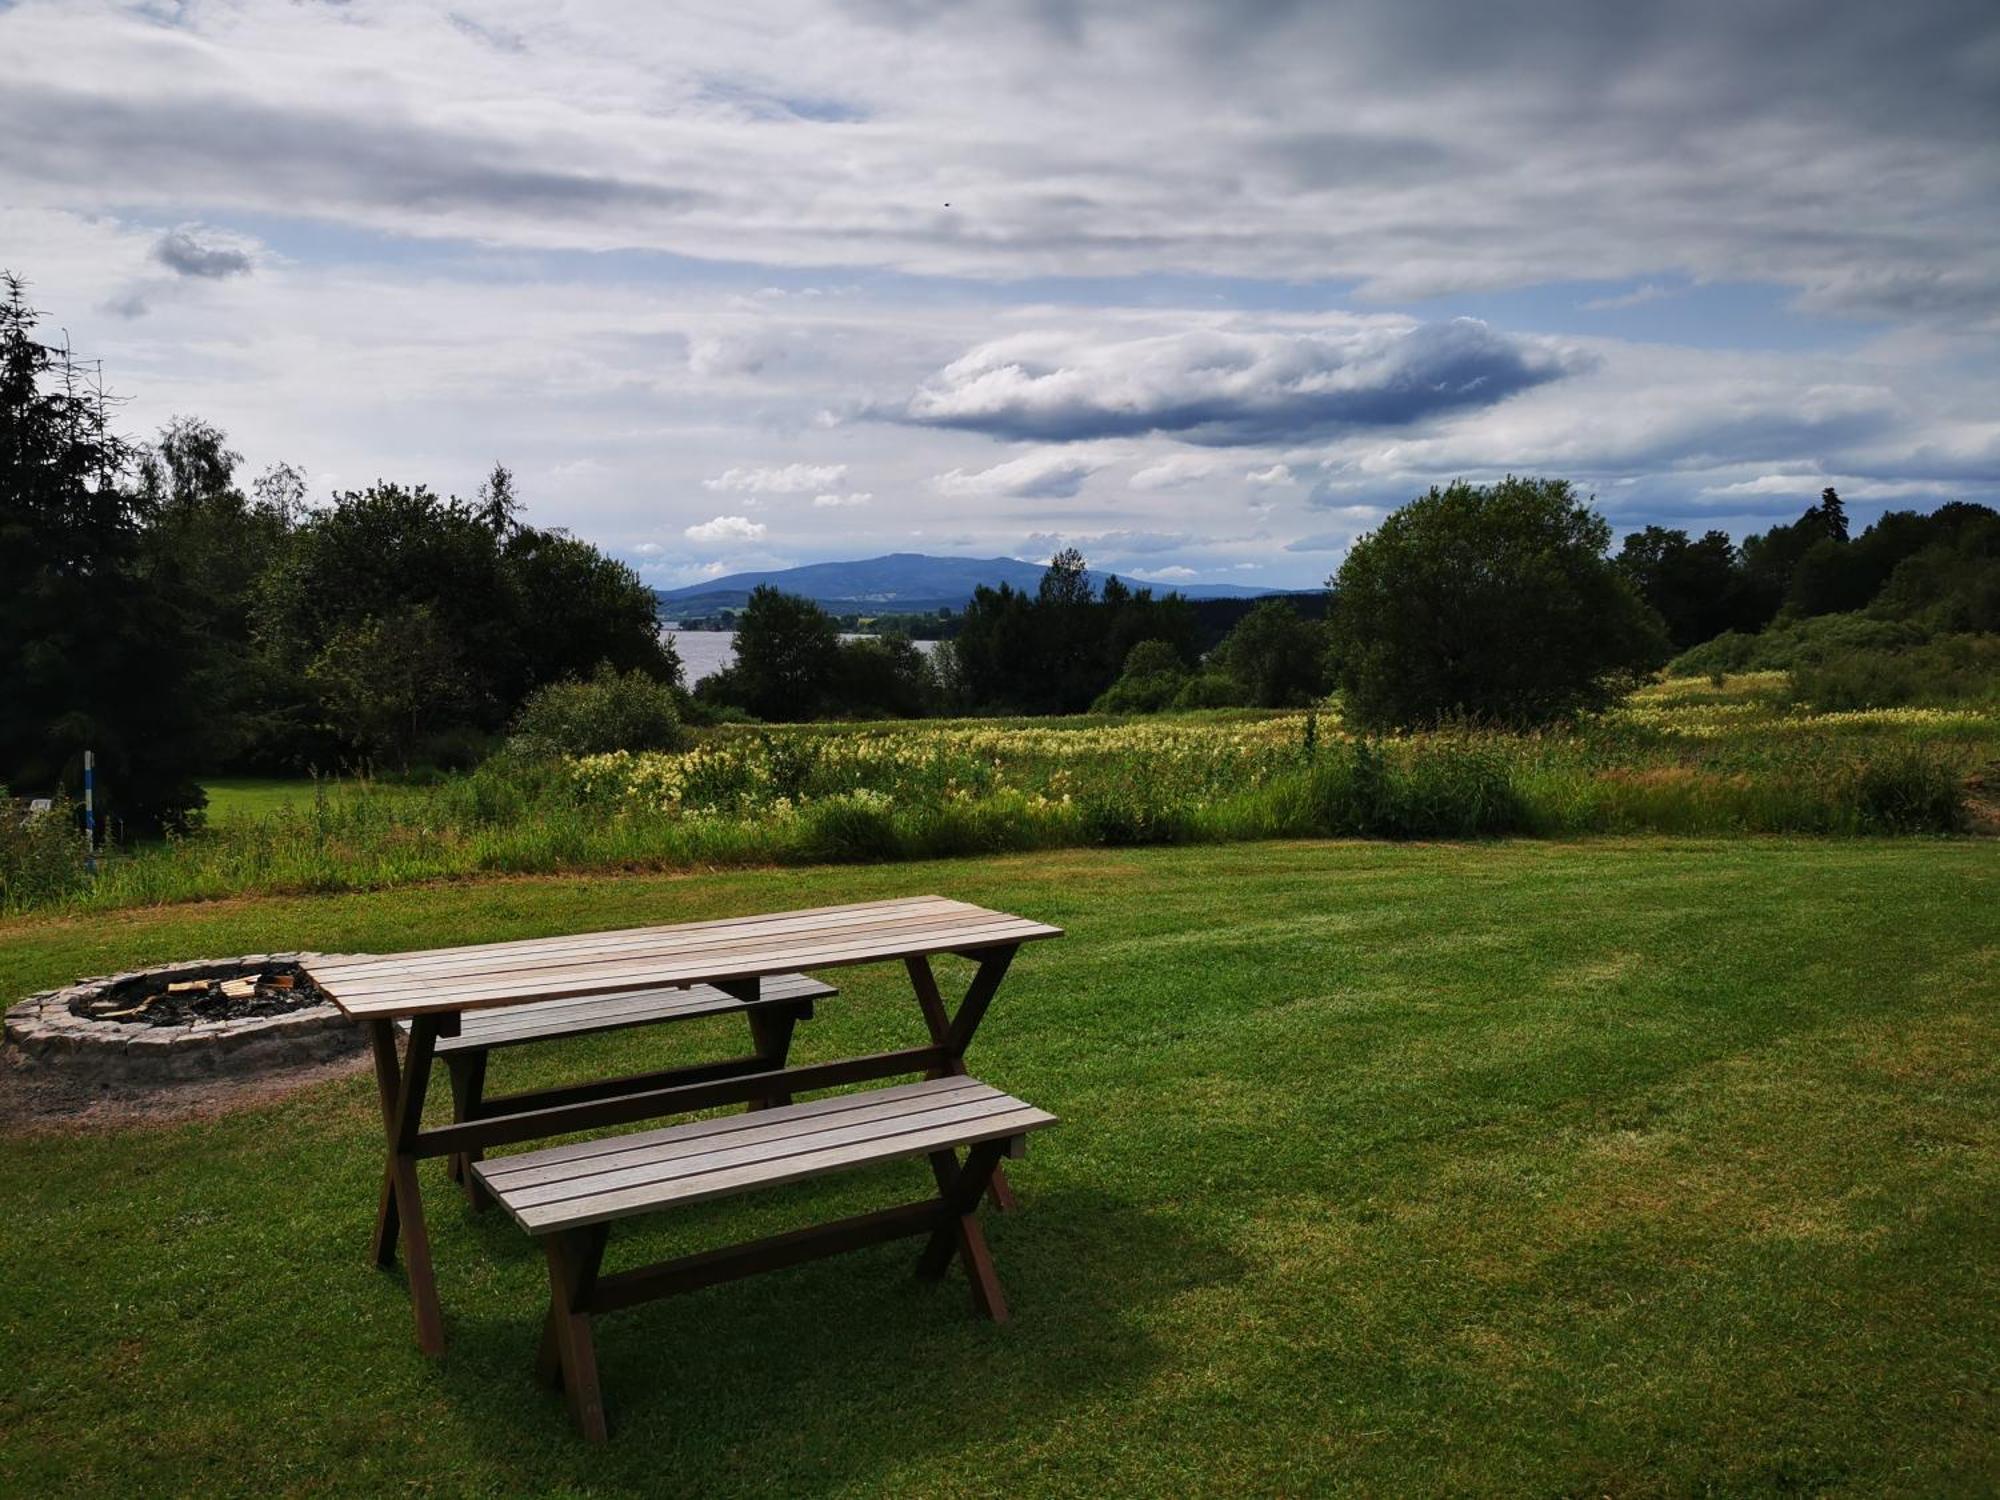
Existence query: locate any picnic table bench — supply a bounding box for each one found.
[303,894,1062,1438]
[395,972,834,1207]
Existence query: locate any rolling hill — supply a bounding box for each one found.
[654,552,1306,616]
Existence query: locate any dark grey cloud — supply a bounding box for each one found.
[905,320,1580,446]
[0,83,706,228]
[154,226,253,279]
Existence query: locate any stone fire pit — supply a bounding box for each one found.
[4,955,362,1084]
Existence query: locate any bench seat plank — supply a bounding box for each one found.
[474,1077,1055,1234]
[395,972,833,1054]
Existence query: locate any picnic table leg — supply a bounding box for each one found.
[444,1050,492,1211]
[906,952,1020,1211]
[718,978,801,1111]
[542,1225,610,1442]
[916,1138,1014,1321]
[366,1015,447,1356]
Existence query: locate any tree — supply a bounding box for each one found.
[832,635,937,718]
[257,477,674,758]
[951,554,1194,714]
[719,586,842,720]
[474,462,521,534]
[1327,476,1669,729]
[1614,525,1759,648]
[0,273,208,832]
[1212,599,1328,707]
[1817,486,1849,544]
[502,525,680,697]
[305,605,468,768]
[137,417,302,767]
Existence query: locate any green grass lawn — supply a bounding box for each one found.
[199,776,417,821]
[2,838,1996,1496]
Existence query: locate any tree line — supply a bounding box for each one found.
[709,475,1994,732]
[2,274,673,832]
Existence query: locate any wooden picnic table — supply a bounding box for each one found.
[303,895,1062,1357]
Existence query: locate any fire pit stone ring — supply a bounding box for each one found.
[3,954,364,1084]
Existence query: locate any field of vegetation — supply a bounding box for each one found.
[3,840,1994,1496]
[4,674,1990,915]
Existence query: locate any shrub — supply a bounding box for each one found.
[0,791,90,910]
[1091,640,1191,714]
[1173,672,1250,709]
[1790,633,2000,710]
[508,665,685,758]
[1849,749,1967,834]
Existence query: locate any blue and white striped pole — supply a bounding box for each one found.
[83,748,96,874]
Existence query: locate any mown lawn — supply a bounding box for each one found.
[2,838,1996,1497]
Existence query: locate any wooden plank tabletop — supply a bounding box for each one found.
[303,896,1062,1020]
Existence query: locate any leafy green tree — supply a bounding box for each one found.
[137,417,306,767]
[305,605,468,767]
[1614,525,1760,648]
[0,273,207,831]
[1328,476,1670,729]
[1212,599,1328,707]
[952,554,1196,714]
[712,586,842,720]
[832,636,938,718]
[502,524,680,697]
[259,477,674,758]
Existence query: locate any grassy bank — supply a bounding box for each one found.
[2,839,1996,1496]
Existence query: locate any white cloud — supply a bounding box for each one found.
[1245,463,1295,485]
[1129,454,1219,490]
[684,515,767,542]
[812,490,872,507]
[933,449,1117,500]
[705,463,847,493]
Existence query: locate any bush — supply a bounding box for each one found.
[1174,672,1251,709]
[508,665,685,758]
[1849,749,1967,833]
[1790,633,2000,710]
[0,791,90,910]
[1669,613,1927,677]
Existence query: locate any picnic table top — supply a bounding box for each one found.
[303,895,1062,1021]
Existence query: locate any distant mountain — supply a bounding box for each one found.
[654,552,1308,616]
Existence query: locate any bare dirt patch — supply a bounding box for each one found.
[0,1044,369,1134]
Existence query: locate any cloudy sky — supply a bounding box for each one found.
[3,0,1997,590]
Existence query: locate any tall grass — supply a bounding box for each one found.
[25,692,1977,915]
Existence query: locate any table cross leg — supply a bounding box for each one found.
[916,1138,1015,1321]
[542,1225,611,1442]
[443,1051,490,1209]
[906,950,1020,1211]
[366,1015,447,1356]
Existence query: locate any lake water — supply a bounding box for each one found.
[663,629,943,685]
